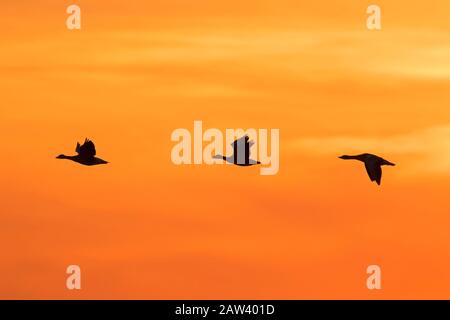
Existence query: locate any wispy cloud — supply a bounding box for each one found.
[4,29,450,81]
[288,125,450,175]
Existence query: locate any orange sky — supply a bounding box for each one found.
[1,0,450,299]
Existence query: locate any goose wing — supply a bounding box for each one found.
[231,136,245,164]
[231,136,255,164]
[245,136,255,157]
[231,136,245,150]
[77,138,96,158]
[364,159,382,185]
[231,136,254,154]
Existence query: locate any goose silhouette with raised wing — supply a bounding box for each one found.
[339,153,395,185]
[213,135,261,166]
[57,139,108,166]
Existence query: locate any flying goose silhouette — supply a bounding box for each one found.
[213,135,261,166]
[57,139,108,166]
[339,153,395,185]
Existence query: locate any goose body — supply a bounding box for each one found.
[339,153,395,185]
[57,139,108,166]
[213,136,261,166]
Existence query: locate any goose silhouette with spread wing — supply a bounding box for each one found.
[57,139,108,166]
[213,135,261,166]
[339,153,395,185]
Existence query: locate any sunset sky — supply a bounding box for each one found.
[2,0,450,299]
